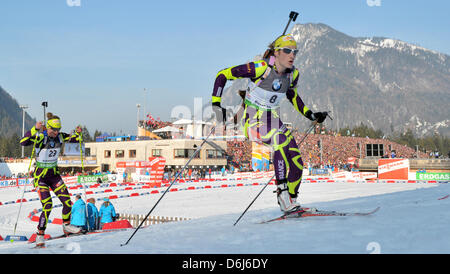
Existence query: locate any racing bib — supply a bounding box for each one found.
[244,61,295,110]
[36,137,62,168]
[245,82,284,110]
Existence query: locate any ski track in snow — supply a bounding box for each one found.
[0,176,448,254]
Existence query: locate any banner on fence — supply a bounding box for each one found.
[0,179,18,188]
[416,172,450,181]
[311,168,329,176]
[78,174,109,184]
[116,157,165,185]
[378,159,409,180]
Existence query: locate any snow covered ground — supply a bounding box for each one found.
[0,175,449,254]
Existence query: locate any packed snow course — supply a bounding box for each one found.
[0,174,449,254]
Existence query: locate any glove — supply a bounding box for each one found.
[212,102,226,124]
[314,112,328,123]
[305,110,328,123]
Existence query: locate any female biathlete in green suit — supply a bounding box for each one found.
[20,112,84,247]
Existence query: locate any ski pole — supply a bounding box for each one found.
[296,121,317,147]
[233,122,317,226]
[12,180,28,237]
[78,129,90,230]
[12,130,38,238]
[233,174,275,226]
[120,125,217,246]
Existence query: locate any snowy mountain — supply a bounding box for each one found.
[289,23,450,137]
[221,23,450,137]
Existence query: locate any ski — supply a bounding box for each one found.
[29,228,129,248]
[259,207,380,224]
[29,232,87,248]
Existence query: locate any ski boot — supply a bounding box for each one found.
[62,221,82,235]
[275,180,302,213]
[35,230,45,248]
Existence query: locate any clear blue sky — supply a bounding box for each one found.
[1,0,449,135]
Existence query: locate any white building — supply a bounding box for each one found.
[85,138,227,172]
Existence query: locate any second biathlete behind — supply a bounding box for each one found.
[20,112,85,247]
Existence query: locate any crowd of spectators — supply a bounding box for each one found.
[223,129,433,171]
[227,138,252,170]
[145,114,172,131]
[292,131,428,169]
[0,157,30,163]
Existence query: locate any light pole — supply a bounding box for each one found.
[19,105,29,158]
[136,104,141,137]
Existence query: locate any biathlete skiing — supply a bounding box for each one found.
[212,34,328,213]
[20,112,84,247]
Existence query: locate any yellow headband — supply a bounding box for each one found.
[47,119,61,129]
[274,35,297,49]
